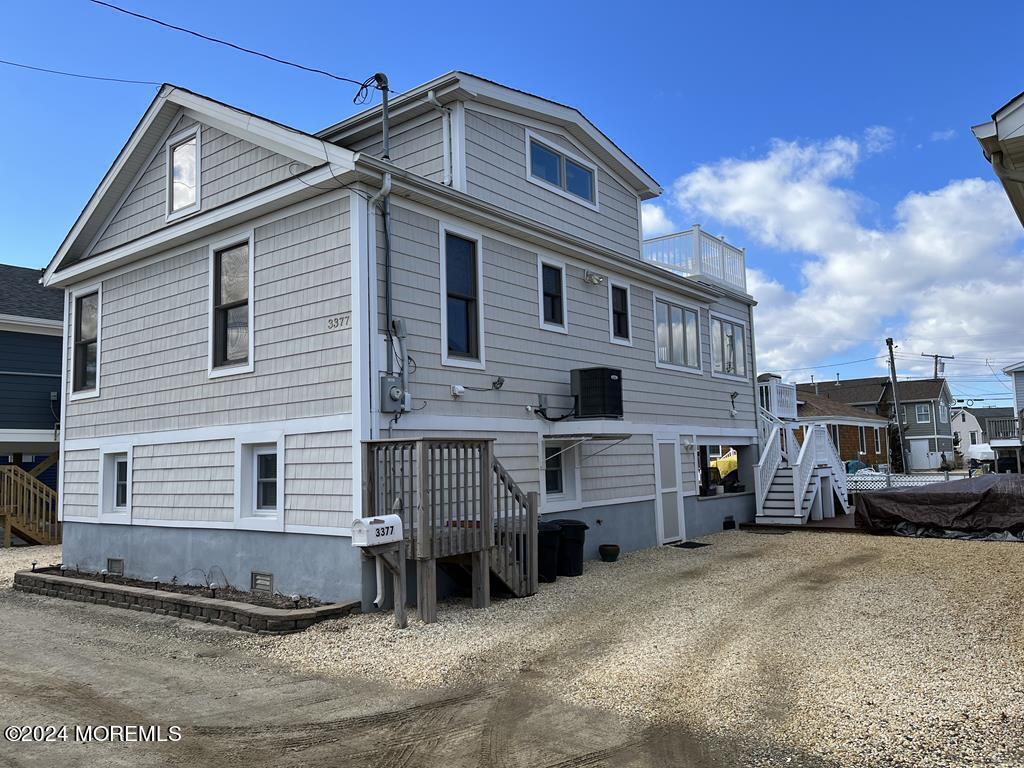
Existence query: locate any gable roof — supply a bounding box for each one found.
[0,264,64,321]
[318,71,661,200]
[796,390,889,423]
[794,376,949,405]
[44,84,353,285]
[1003,360,1024,374]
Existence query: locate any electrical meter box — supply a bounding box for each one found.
[351,515,404,547]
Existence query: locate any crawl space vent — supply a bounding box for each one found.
[250,572,274,594]
[106,558,124,576]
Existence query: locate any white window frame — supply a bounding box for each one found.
[874,428,882,453]
[439,221,486,370]
[539,439,582,513]
[165,124,202,222]
[858,426,866,453]
[68,281,102,402]
[524,129,599,210]
[252,445,278,515]
[234,432,284,532]
[969,430,978,445]
[900,405,907,423]
[653,293,703,375]
[939,403,948,423]
[916,403,931,424]
[98,445,132,524]
[207,230,256,379]
[830,423,840,446]
[536,255,569,334]
[709,312,749,381]
[608,281,632,346]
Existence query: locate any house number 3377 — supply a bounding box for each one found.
[326,313,351,330]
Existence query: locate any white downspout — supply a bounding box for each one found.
[426,90,453,187]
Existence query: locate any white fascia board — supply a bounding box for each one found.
[0,314,63,336]
[44,86,171,286]
[170,90,355,169]
[46,164,359,288]
[1002,360,1024,374]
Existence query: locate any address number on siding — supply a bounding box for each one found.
[326,313,351,330]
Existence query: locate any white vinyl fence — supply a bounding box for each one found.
[846,473,951,493]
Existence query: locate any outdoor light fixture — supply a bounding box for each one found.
[584,270,605,285]
[152,577,160,591]
[291,594,301,609]
[31,561,37,572]
[100,569,108,583]
[209,582,219,598]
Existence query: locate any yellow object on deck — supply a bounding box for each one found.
[711,449,737,482]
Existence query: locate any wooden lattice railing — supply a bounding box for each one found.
[0,465,60,546]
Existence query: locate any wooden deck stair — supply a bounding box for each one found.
[363,438,538,624]
[0,465,61,546]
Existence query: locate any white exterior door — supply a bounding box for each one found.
[909,439,929,471]
[655,440,684,543]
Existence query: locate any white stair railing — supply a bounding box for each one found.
[815,426,849,507]
[790,428,817,517]
[754,425,782,510]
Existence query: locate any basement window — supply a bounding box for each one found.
[542,441,580,511]
[253,446,278,515]
[100,448,131,521]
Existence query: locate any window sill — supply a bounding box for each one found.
[655,361,704,377]
[539,321,569,335]
[209,362,254,380]
[98,512,131,524]
[542,497,583,514]
[165,203,202,224]
[610,336,632,347]
[236,515,284,533]
[711,371,749,383]
[441,355,486,371]
[526,173,599,211]
[69,389,100,402]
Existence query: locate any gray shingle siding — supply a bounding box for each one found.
[64,197,351,438]
[91,113,311,256]
[463,108,641,259]
[345,112,446,183]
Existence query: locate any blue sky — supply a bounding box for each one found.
[3,1,1023,402]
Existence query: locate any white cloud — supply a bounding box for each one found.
[670,136,1024,386]
[864,125,895,154]
[641,202,678,238]
[930,128,957,142]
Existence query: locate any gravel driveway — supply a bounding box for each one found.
[2,531,1023,767]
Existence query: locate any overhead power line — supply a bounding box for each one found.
[0,56,159,86]
[88,0,392,98]
[771,355,887,375]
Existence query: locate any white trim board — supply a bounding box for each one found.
[0,314,64,336]
[62,414,353,451]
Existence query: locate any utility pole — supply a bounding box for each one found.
[921,352,954,379]
[888,338,910,472]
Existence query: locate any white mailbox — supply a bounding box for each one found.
[351,515,404,547]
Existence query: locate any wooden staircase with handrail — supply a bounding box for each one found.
[0,465,61,546]
[362,438,539,623]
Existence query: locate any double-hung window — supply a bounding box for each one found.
[655,299,699,370]
[166,125,200,218]
[528,135,596,205]
[114,456,128,510]
[858,427,866,453]
[73,292,99,393]
[538,259,567,331]
[916,404,931,424]
[969,430,978,445]
[442,229,484,366]
[610,284,630,343]
[544,446,564,495]
[212,241,250,371]
[100,448,130,520]
[711,316,747,377]
[874,428,881,453]
[253,446,277,515]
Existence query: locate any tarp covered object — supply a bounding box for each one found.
[855,474,1024,537]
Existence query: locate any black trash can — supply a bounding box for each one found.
[537,521,562,583]
[550,518,589,577]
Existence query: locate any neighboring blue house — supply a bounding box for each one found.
[0,265,64,543]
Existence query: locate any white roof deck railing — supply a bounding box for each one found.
[642,225,747,292]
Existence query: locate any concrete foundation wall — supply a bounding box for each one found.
[683,492,755,539]
[539,499,658,561]
[62,522,363,604]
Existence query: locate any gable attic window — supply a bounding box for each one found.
[527,132,597,206]
[166,125,201,220]
[72,291,99,393]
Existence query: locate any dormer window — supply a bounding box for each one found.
[527,132,597,206]
[166,125,201,219]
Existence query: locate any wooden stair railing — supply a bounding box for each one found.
[0,465,60,546]
[363,438,539,622]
